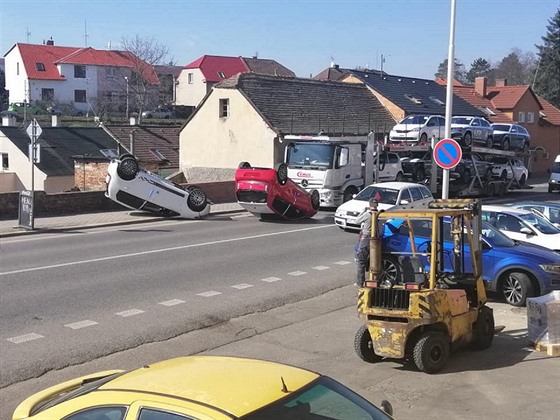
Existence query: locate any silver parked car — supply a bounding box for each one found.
[450,116,494,148]
[141,107,173,119]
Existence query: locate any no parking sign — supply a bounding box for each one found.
[433,138,462,170]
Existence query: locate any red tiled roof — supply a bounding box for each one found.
[13,43,158,84]
[452,85,512,123]
[537,96,560,126]
[435,77,465,87]
[486,85,531,109]
[183,55,249,83]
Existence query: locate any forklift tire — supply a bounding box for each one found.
[473,306,495,350]
[354,325,382,363]
[413,331,450,374]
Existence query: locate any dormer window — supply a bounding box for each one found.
[149,148,168,161]
[480,107,496,116]
[217,71,226,79]
[100,149,118,158]
[405,94,422,104]
[36,63,45,71]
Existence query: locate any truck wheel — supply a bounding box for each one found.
[473,306,495,350]
[238,161,251,169]
[501,272,533,307]
[310,190,320,210]
[413,331,450,373]
[117,155,139,181]
[463,132,472,147]
[186,186,208,212]
[343,187,358,203]
[276,163,288,185]
[354,325,382,363]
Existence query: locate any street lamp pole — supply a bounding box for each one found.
[124,76,129,120]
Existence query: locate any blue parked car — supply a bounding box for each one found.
[380,218,560,307]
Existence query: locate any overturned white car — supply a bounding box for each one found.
[105,154,211,219]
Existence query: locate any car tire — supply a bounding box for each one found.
[461,168,471,184]
[500,170,507,181]
[186,186,208,212]
[472,306,495,350]
[463,132,472,147]
[415,167,426,182]
[519,174,526,186]
[310,190,320,210]
[276,163,288,185]
[486,137,493,148]
[395,171,404,182]
[117,155,139,181]
[502,139,510,151]
[238,161,251,169]
[420,133,428,143]
[501,271,533,307]
[76,111,84,117]
[522,142,529,151]
[484,168,493,182]
[413,330,450,373]
[380,255,402,284]
[354,325,382,363]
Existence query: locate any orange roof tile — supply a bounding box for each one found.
[537,96,560,126]
[448,86,512,123]
[486,85,531,109]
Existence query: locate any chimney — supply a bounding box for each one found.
[474,77,487,97]
[2,115,17,127]
[129,130,135,155]
[495,78,507,87]
[51,114,59,127]
[46,37,54,46]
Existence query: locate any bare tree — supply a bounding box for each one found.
[120,35,170,123]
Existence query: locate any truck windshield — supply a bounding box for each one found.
[286,143,334,168]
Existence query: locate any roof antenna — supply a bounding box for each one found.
[26,27,31,43]
[280,376,289,393]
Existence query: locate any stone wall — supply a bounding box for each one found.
[0,181,236,220]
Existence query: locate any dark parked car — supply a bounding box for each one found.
[235,162,320,220]
[490,123,530,151]
[380,218,560,306]
[451,153,494,184]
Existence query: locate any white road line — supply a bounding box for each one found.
[197,291,222,297]
[159,299,185,306]
[1,225,334,276]
[7,333,43,344]
[334,260,352,265]
[262,276,282,283]
[64,320,98,330]
[288,271,307,276]
[232,283,253,289]
[313,266,330,270]
[115,309,145,317]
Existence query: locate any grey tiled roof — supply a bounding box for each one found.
[215,73,396,135]
[347,70,485,117]
[1,126,119,176]
[242,57,296,77]
[103,125,181,168]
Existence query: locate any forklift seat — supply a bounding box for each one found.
[399,256,426,284]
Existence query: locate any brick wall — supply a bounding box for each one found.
[0,181,236,220]
[74,161,110,191]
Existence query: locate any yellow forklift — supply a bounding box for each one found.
[355,199,495,373]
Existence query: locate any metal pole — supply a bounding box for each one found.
[125,77,129,120]
[30,122,36,230]
[442,0,457,199]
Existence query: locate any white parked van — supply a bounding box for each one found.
[549,155,560,193]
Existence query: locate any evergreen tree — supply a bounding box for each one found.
[534,8,560,108]
[465,58,493,84]
[434,58,466,84]
[495,52,528,85]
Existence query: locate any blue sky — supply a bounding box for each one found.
[1,0,558,80]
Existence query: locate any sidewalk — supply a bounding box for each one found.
[0,202,244,238]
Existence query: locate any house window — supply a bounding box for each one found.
[100,149,118,158]
[527,112,534,123]
[187,73,193,84]
[405,94,422,104]
[74,65,86,78]
[429,96,445,106]
[149,148,168,161]
[36,63,45,71]
[518,111,525,123]
[104,91,117,102]
[41,88,54,101]
[217,71,226,79]
[219,98,230,118]
[1,152,8,170]
[74,89,87,103]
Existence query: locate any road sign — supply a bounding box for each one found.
[26,118,42,142]
[433,138,462,170]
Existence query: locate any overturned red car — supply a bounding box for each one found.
[235,162,320,220]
